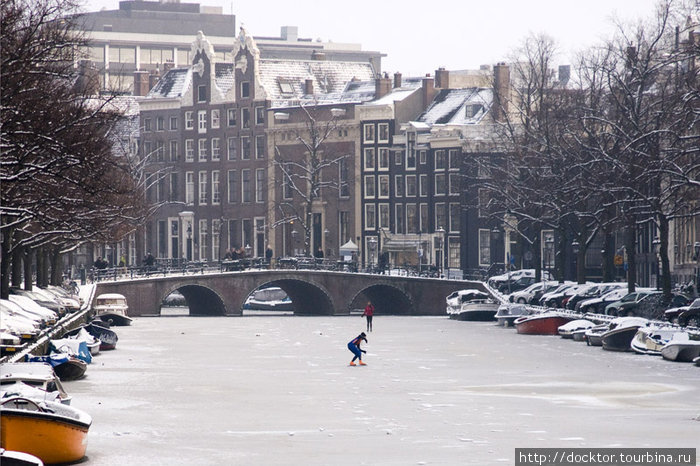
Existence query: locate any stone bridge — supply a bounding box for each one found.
[93,270,487,316]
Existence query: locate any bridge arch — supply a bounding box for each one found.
[161,283,227,316]
[349,284,415,315]
[244,278,335,316]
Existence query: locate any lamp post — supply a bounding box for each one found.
[544,234,554,283]
[572,239,580,283]
[436,226,445,278]
[186,222,192,261]
[652,236,661,290]
[291,229,298,256]
[368,236,377,272]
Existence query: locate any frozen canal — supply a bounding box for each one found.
[64,315,700,465]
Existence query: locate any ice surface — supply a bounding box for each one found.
[64,316,700,465]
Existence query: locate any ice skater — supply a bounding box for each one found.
[347,332,367,366]
[362,301,374,332]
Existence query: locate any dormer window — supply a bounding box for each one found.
[465,104,483,119]
[278,79,294,94]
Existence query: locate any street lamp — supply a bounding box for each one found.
[186,222,192,261]
[544,234,554,283]
[244,243,252,257]
[652,236,661,290]
[368,236,377,271]
[436,226,445,277]
[291,229,298,256]
[572,239,580,283]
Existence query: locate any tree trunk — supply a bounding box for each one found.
[576,246,586,284]
[12,245,23,287]
[36,246,45,288]
[0,227,12,299]
[625,219,637,294]
[602,231,615,283]
[23,247,33,291]
[51,246,62,285]
[658,215,672,299]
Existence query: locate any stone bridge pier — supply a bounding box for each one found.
[94,271,487,317]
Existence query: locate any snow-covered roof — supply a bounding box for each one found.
[146,63,234,99]
[417,88,492,126]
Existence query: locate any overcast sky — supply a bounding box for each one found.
[83,0,664,75]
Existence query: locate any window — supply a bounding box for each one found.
[227,109,237,127]
[279,80,294,94]
[449,173,460,195]
[378,123,389,142]
[198,139,207,161]
[157,116,164,131]
[143,141,153,160]
[449,203,460,232]
[406,175,417,197]
[144,118,152,132]
[419,203,428,232]
[241,137,251,160]
[378,148,389,170]
[435,173,446,195]
[241,81,250,98]
[185,112,193,130]
[212,171,220,204]
[364,148,375,170]
[255,106,265,125]
[227,170,237,203]
[478,188,490,217]
[156,141,165,162]
[212,219,221,260]
[406,204,417,234]
[479,229,491,266]
[378,175,389,198]
[363,123,375,143]
[364,175,375,198]
[185,139,194,162]
[169,173,178,201]
[339,158,349,198]
[199,219,208,261]
[211,109,220,129]
[255,135,265,159]
[449,149,460,169]
[406,150,416,169]
[170,116,178,131]
[419,174,428,197]
[255,168,265,202]
[241,108,251,129]
[169,141,178,162]
[419,150,427,164]
[365,204,376,230]
[435,203,446,233]
[211,138,220,161]
[198,171,208,205]
[198,85,206,103]
[395,204,405,234]
[227,137,237,161]
[395,175,404,198]
[198,111,207,133]
[283,170,293,200]
[448,237,461,268]
[395,151,402,165]
[379,204,390,229]
[435,150,446,169]
[241,169,251,203]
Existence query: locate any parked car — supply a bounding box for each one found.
[509,282,558,304]
[605,290,688,318]
[498,275,537,294]
[10,288,65,317]
[676,298,700,328]
[665,298,700,324]
[488,269,552,291]
[565,283,627,311]
[538,282,576,307]
[577,287,629,314]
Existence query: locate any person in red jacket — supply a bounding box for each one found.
[362,301,374,332]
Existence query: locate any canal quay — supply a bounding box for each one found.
[60,314,700,466]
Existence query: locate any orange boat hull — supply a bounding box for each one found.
[516,315,574,335]
[1,410,89,464]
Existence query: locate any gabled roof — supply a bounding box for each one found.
[417,88,492,126]
[145,63,234,99]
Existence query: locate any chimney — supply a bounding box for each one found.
[311,49,326,61]
[421,74,436,109]
[435,67,449,89]
[393,72,402,88]
[133,70,150,96]
[375,73,392,99]
[163,60,175,74]
[305,78,314,95]
[148,68,161,91]
[492,62,510,123]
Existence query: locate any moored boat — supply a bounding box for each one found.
[558,319,595,339]
[27,354,87,382]
[0,362,71,405]
[495,303,529,327]
[630,327,678,356]
[244,287,294,312]
[585,324,608,346]
[514,312,576,335]
[694,356,700,366]
[660,333,700,362]
[85,322,118,350]
[448,291,499,321]
[0,396,91,464]
[0,448,44,466]
[601,317,649,352]
[93,293,132,326]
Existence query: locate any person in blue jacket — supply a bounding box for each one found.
[347,332,367,366]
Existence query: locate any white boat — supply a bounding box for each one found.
[66,327,101,356]
[93,293,132,326]
[630,327,679,355]
[660,333,700,362]
[243,287,294,312]
[0,362,71,405]
[446,290,498,321]
[558,319,595,339]
[495,303,529,327]
[601,317,649,352]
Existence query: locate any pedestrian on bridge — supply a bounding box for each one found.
[347,332,367,366]
[362,301,374,332]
